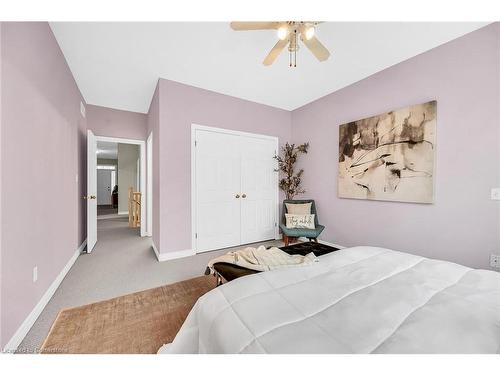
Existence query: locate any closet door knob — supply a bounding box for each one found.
[235,194,240,198]
[242,194,247,198]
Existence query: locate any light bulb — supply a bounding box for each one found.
[305,26,315,40]
[277,26,288,40]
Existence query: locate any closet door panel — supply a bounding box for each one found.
[240,137,277,244]
[195,130,241,252]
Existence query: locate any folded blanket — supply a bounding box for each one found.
[205,245,318,275]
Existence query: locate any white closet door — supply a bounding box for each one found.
[195,130,241,252]
[240,136,277,244]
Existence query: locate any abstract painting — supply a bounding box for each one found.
[338,101,436,203]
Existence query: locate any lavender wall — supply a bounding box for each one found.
[291,23,500,269]
[0,21,497,350]
[0,23,3,345]
[87,104,148,140]
[147,84,161,250]
[156,79,292,253]
[0,22,87,347]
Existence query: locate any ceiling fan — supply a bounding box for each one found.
[230,21,330,67]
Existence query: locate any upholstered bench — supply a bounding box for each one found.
[212,241,340,284]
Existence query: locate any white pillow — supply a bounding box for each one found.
[285,214,316,229]
[285,202,312,215]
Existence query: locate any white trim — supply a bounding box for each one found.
[146,132,153,237]
[2,239,86,353]
[191,124,279,141]
[191,124,279,254]
[118,210,128,215]
[95,135,144,145]
[96,165,116,170]
[159,249,196,262]
[151,241,160,261]
[97,214,123,220]
[140,142,146,237]
[96,135,146,237]
[191,126,197,255]
[152,242,195,262]
[78,239,88,253]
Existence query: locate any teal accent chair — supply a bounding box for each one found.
[279,199,325,246]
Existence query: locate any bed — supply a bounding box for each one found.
[159,246,500,354]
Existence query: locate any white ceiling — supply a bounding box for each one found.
[50,22,488,113]
[97,141,118,159]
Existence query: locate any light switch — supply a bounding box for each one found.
[491,188,500,200]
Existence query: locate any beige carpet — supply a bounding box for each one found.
[40,276,217,354]
[19,215,282,353]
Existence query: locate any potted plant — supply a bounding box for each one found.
[274,142,309,200]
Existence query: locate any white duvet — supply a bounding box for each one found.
[159,246,500,354]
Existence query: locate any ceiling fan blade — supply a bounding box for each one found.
[263,39,288,66]
[301,35,330,61]
[230,22,279,31]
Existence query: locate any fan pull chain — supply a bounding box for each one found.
[294,30,297,67]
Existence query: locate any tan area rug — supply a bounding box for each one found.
[40,276,217,354]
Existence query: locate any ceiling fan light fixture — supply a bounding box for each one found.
[277,26,289,40]
[305,26,315,40]
[230,21,329,66]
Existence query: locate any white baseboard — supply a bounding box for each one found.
[151,242,195,262]
[152,241,160,261]
[159,249,196,261]
[3,239,86,353]
[118,211,128,215]
[77,239,87,253]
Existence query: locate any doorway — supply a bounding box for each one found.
[96,141,118,217]
[86,131,148,253]
[97,167,117,214]
[97,168,116,207]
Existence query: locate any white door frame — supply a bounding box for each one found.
[87,130,98,252]
[191,124,280,253]
[96,135,147,237]
[146,132,153,237]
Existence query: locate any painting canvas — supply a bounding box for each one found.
[338,101,436,203]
